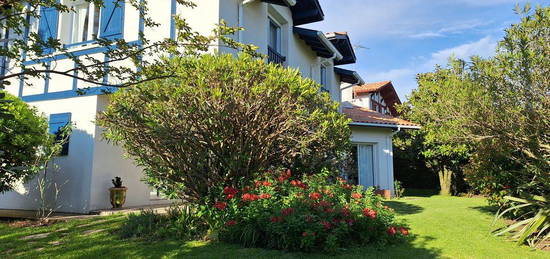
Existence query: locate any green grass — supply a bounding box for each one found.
[1,195,548,259]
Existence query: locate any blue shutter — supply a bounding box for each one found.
[99,0,124,40]
[49,113,72,156]
[38,5,60,54]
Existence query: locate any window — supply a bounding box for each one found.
[268,18,285,65]
[269,19,281,53]
[320,65,328,93]
[60,0,100,46]
[49,113,72,156]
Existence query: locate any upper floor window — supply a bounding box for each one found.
[38,0,124,52]
[60,0,101,46]
[320,65,328,93]
[268,18,285,65]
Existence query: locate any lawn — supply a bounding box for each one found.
[1,194,547,259]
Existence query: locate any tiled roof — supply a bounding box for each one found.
[343,106,419,128]
[353,81,392,95]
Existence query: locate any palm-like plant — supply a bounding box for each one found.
[493,195,549,248]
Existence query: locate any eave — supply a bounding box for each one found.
[294,27,343,60]
[326,32,357,65]
[334,68,364,85]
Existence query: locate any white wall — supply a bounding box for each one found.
[0,95,99,213]
[350,126,395,193]
[88,95,171,211]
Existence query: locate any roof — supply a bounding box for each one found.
[334,68,364,84]
[294,27,342,60]
[353,81,392,95]
[325,32,357,65]
[353,81,402,116]
[263,0,324,25]
[343,106,420,129]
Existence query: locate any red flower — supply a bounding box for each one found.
[388,226,397,236]
[363,208,377,219]
[226,193,235,199]
[399,227,409,236]
[282,207,294,216]
[278,169,292,182]
[332,218,342,224]
[223,187,239,195]
[342,184,353,190]
[225,220,237,226]
[241,193,252,202]
[309,192,321,200]
[346,218,355,226]
[214,201,227,210]
[320,221,332,230]
[260,193,271,199]
[263,181,272,187]
[337,177,347,184]
[351,193,362,199]
[341,207,351,217]
[302,232,309,237]
[255,181,263,188]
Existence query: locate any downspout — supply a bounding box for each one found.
[391,126,402,136]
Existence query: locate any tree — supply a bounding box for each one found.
[401,5,550,199]
[0,90,59,193]
[400,61,472,195]
[99,54,351,203]
[0,0,256,90]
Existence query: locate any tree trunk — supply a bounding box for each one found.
[438,167,453,196]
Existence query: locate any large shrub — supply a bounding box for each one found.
[0,91,55,193]
[210,170,409,253]
[99,54,351,202]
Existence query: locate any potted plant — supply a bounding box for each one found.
[109,177,127,209]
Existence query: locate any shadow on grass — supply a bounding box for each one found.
[471,205,499,216]
[403,189,439,197]
[385,200,424,215]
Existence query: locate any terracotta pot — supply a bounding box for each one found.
[109,187,128,209]
[375,189,392,200]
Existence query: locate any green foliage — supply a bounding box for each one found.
[211,170,409,253]
[493,195,549,248]
[400,6,550,200]
[99,54,351,202]
[120,207,208,241]
[394,181,405,199]
[0,91,58,193]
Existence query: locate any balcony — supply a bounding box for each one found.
[268,46,286,65]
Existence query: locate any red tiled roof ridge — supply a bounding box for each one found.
[342,106,419,128]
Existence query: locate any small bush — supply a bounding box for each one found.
[120,207,208,241]
[207,170,409,253]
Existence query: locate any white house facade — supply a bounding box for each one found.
[1,0,417,214]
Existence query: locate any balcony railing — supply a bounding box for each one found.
[268,46,286,65]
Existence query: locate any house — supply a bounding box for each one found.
[1,0,417,214]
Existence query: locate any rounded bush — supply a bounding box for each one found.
[208,170,409,253]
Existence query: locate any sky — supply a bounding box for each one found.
[306,0,549,100]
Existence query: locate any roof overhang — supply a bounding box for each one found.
[261,0,323,25]
[294,27,343,60]
[325,32,357,65]
[349,122,421,130]
[334,68,364,85]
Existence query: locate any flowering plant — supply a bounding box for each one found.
[206,169,409,253]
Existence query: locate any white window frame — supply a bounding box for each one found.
[59,0,101,47]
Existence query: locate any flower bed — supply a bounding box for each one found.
[208,170,409,253]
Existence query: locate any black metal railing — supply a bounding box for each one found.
[268,46,286,65]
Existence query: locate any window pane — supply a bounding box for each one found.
[92,4,100,38]
[269,20,279,51]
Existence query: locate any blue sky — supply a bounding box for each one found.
[306,0,549,100]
